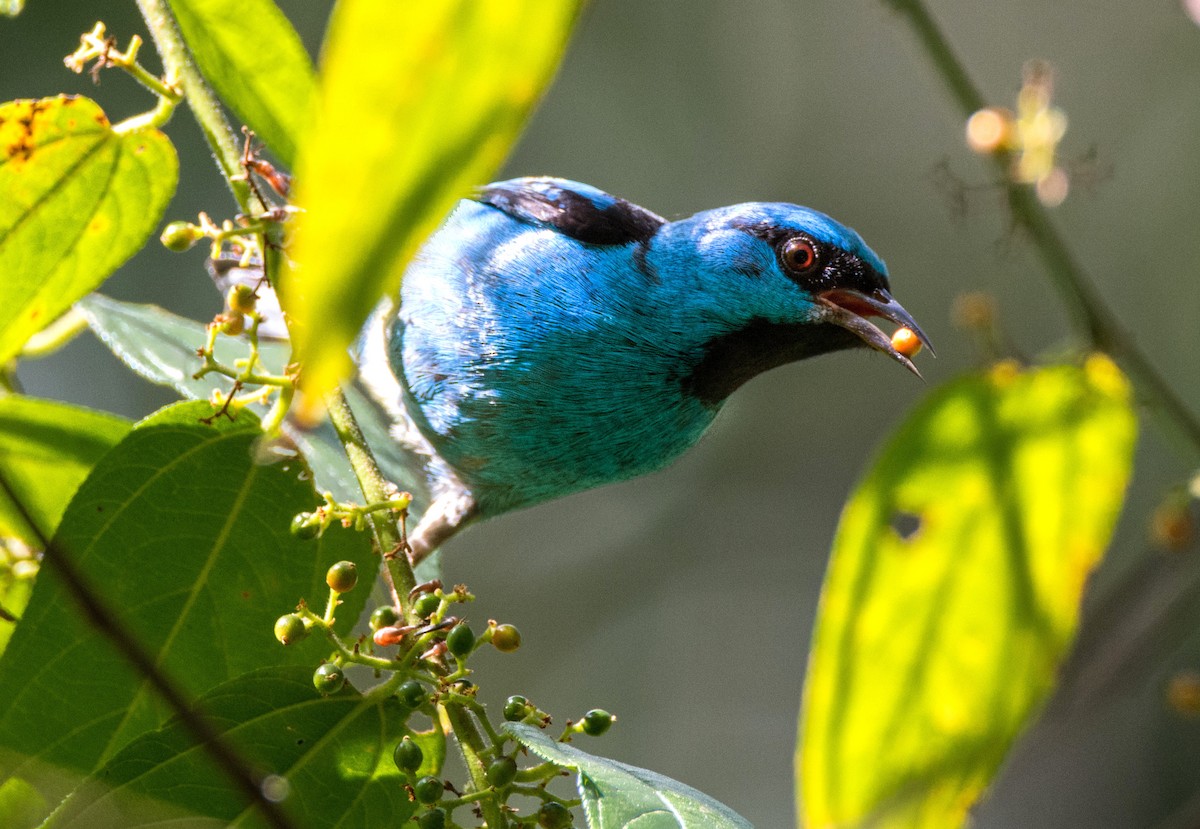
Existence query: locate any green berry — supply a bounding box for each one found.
[398,679,427,709]
[537,801,572,828]
[490,623,522,653]
[503,695,530,722]
[217,312,245,336]
[581,709,615,737]
[412,775,443,804]
[290,513,319,540]
[273,613,308,645]
[160,221,200,251]
[370,605,400,631]
[325,561,358,593]
[413,593,440,619]
[445,623,475,657]
[313,662,345,695]
[486,755,517,788]
[415,808,446,829]
[226,283,257,315]
[393,736,423,774]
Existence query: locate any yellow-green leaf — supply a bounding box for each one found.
[167,0,315,167]
[0,96,177,363]
[0,0,24,18]
[285,0,581,413]
[799,357,1137,829]
[0,395,129,543]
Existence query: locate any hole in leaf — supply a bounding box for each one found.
[890,511,921,541]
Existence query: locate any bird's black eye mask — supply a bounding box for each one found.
[729,219,888,297]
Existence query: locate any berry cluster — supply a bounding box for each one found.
[274,558,615,827]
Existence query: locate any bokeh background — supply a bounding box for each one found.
[4,2,1200,826]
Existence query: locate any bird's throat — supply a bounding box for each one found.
[684,318,863,407]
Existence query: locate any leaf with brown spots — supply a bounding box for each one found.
[800,357,1137,829]
[0,95,177,363]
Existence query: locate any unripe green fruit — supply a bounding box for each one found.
[413,593,440,619]
[581,709,615,737]
[415,808,446,829]
[490,623,522,653]
[445,623,475,657]
[290,513,319,540]
[160,221,200,251]
[486,755,517,788]
[503,695,529,722]
[325,560,358,593]
[218,313,245,336]
[226,283,257,315]
[537,801,572,828]
[370,605,400,631]
[398,679,427,709]
[413,776,443,804]
[273,613,308,645]
[313,662,345,695]
[393,736,423,774]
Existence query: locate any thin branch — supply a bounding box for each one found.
[887,0,1200,461]
[324,388,420,619]
[134,0,258,213]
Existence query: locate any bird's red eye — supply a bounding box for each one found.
[782,237,819,275]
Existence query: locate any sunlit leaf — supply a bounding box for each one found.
[0,776,43,829]
[0,0,24,18]
[167,0,315,167]
[0,96,176,362]
[0,396,129,543]
[43,667,413,829]
[0,397,129,660]
[507,723,754,828]
[0,402,374,817]
[0,572,32,659]
[799,357,1137,828]
[286,0,581,413]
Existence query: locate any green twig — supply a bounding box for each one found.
[440,702,508,828]
[134,0,258,213]
[887,0,1200,461]
[324,389,420,619]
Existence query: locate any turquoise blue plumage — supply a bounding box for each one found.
[358,177,931,558]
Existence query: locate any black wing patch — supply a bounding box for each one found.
[477,177,665,247]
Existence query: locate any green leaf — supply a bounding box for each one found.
[0,776,43,829]
[0,396,129,543]
[799,358,1137,829]
[0,572,32,658]
[166,0,315,167]
[43,666,413,828]
[506,723,754,829]
[286,0,581,409]
[0,96,177,363]
[78,293,291,405]
[76,294,433,512]
[0,401,374,815]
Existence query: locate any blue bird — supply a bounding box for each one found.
[357,177,932,560]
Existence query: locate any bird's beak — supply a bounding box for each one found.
[816,287,935,378]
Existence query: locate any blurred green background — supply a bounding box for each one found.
[4,1,1200,826]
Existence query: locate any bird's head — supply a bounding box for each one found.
[652,201,933,405]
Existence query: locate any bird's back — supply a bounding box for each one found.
[384,191,718,515]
